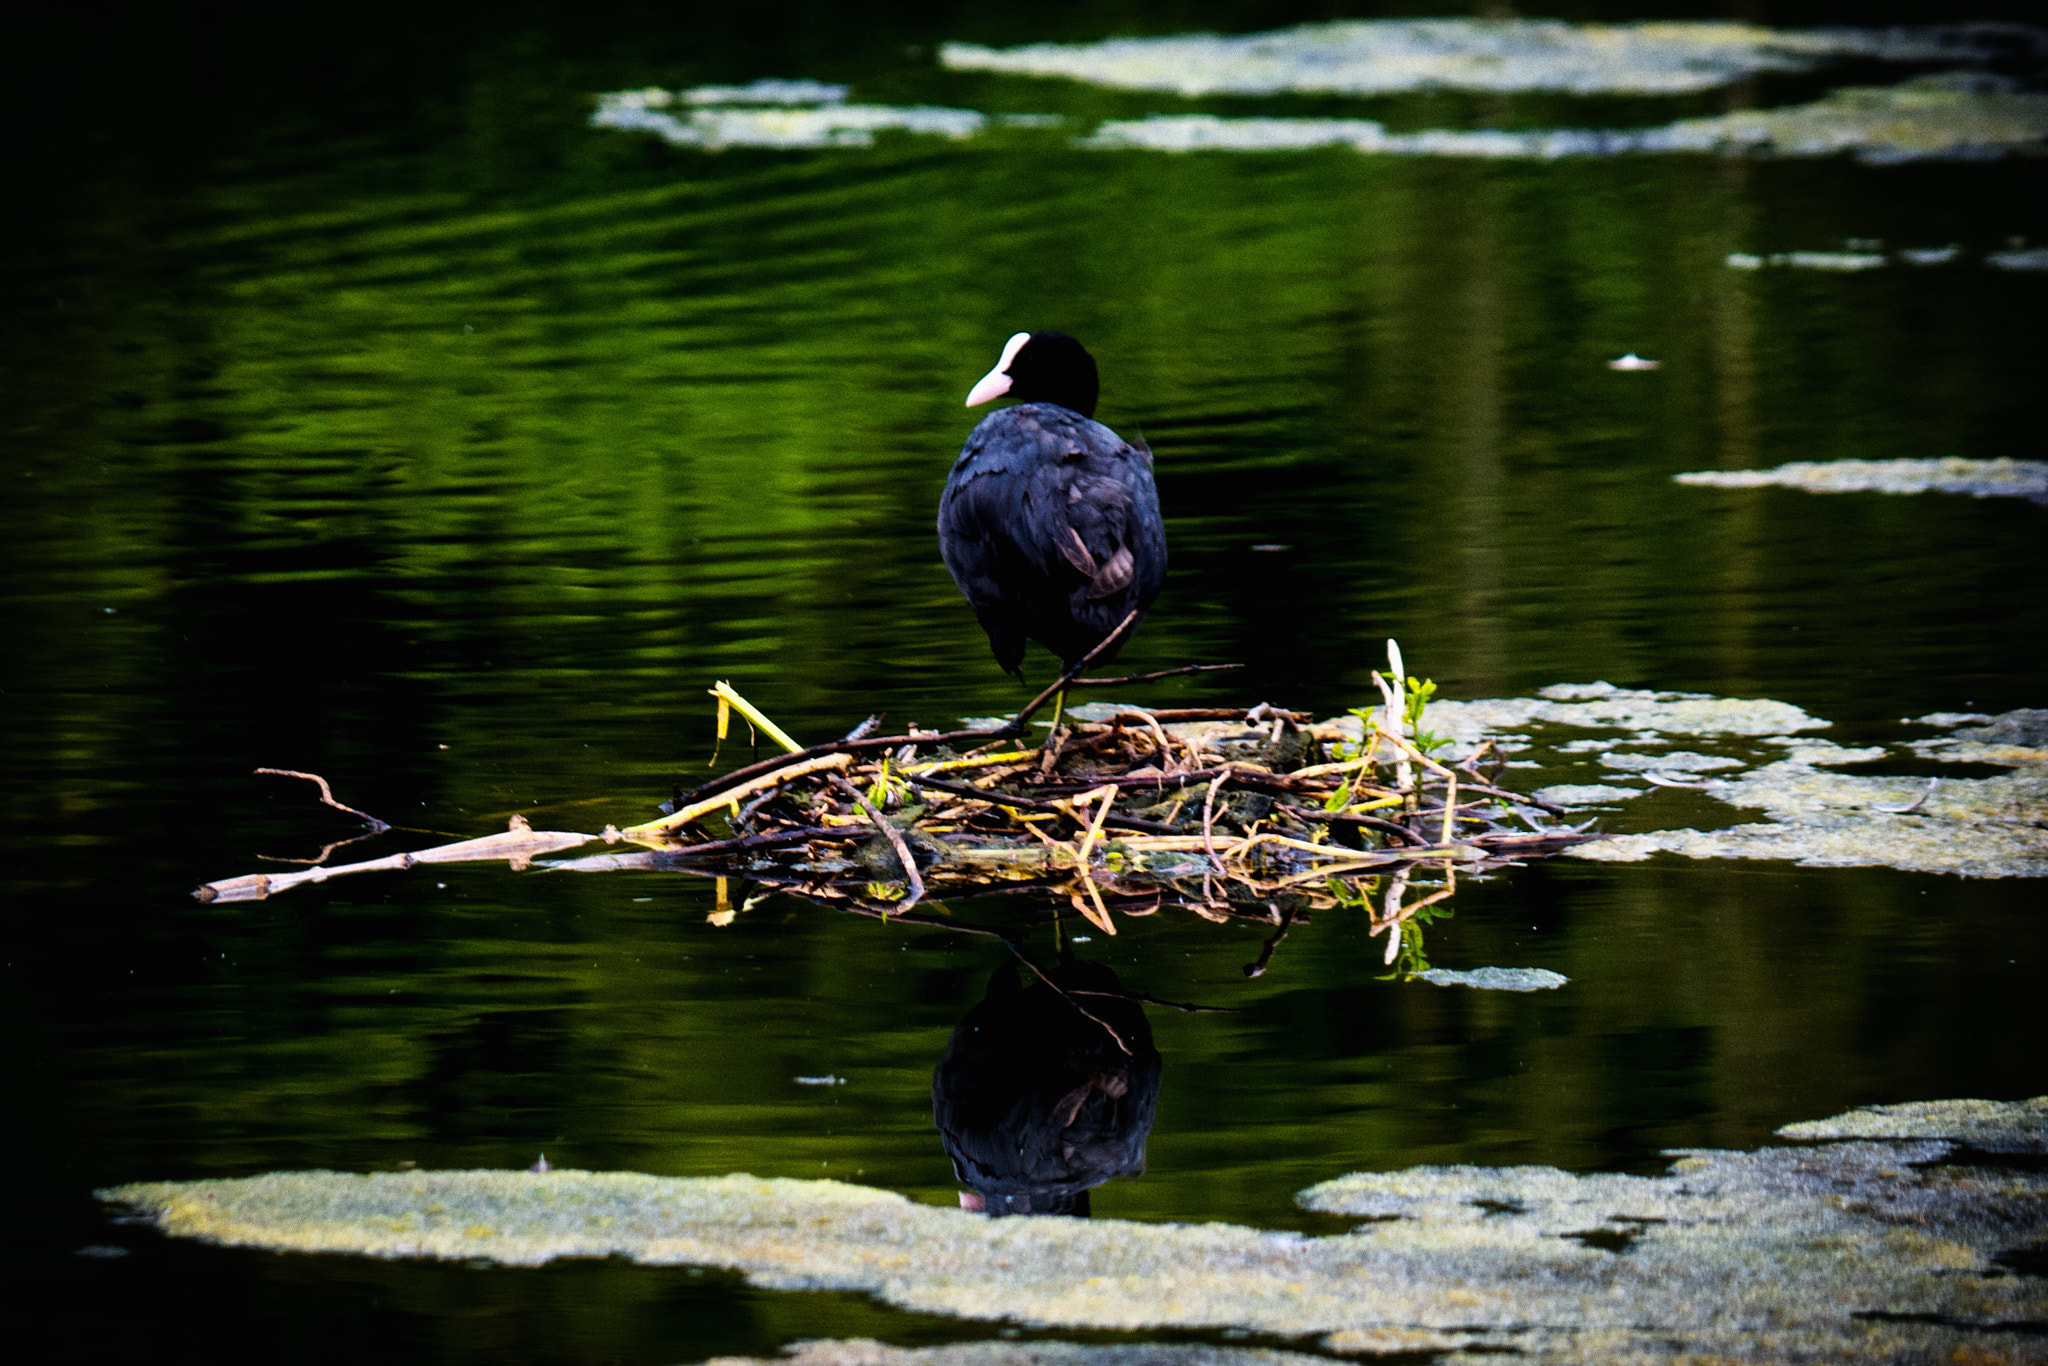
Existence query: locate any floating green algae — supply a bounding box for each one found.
[705,1344,1333,1366]
[1079,77,2048,162]
[102,1099,2048,1364]
[1411,967,1568,992]
[1914,709,2048,766]
[1676,456,2048,503]
[1779,1098,2048,1152]
[1396,689,2048,878]
[1423,682,1829,746]
[938,20,2029,97]
[1575,743,2048,878]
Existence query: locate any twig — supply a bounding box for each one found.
[910,775,1180,834]
[1872,778,1939,815]
[1288,806,1430,846]
[1010,608,1144,733]
[829,773,925,913]
[998,939,1132,1056]
[1069,989,1238,1014]
[254,831,387,867]
[1069,784,1121,936]
[1375,865,1412,965]
[645,825,843,861]
[1201,771,1230,877]
[1093,708,1183,774]
[254,769,390,833]
[1242,903,1296,979]
[661,724,1050,818]
[1069,663,1245,686]
[627,752,854,838]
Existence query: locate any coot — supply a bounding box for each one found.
[932,960,1161,1218]
[938,332,1167,677]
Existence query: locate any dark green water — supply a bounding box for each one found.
[7,4,2046,1363]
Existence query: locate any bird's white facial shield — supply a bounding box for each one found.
[964,332,1031,407]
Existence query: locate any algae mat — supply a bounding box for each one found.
[104,1099,2048,1364]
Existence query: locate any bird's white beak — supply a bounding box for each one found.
[964,368,1012,407]
[965,332,1030,407]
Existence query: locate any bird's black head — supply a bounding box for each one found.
[964,331,1099,419]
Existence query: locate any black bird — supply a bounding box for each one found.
[932,960,1161,1217]
[938,331,1167,678]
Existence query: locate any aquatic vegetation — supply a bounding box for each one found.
[1423,681,1828,748]
[1913,709,2048,766]
[1675,457,2048,503]
[705,1344,1326,1366]
[1727,249,1890,270]
[1080,75,2048,162]
[1779,1097,2048,1151]
[1407,692,2047,878]
[101,1097,2048,1363]
[1572,730,2048,878]
[193,648,1597,984]
[1411,966,1567,992]
[593,87,986,149]
[939,20,2039,97]
[1990,246,2048,270]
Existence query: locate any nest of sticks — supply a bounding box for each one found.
[197,629,1599,975]
[585,680,1596,960]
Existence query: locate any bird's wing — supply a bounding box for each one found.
[987,406,1156,597]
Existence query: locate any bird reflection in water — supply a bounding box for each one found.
[932,958,1161,1217]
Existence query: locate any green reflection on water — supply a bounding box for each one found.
[7,5,2047,1363]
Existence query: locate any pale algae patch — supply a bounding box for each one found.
[706,1345,1337,1366]
[1412,967,1568,992]
[1574,738,2048,878]
[593,87,987,149]
[1399,685,2048,877]
[102,1099,2048,1365]
[1533,784,1642,807]
[1676,457,2048,503]
[1913,709,2048,766]
[1082,76,2048,162]
[1780,1097,2048,1152]
[1599,751,1744,773]
[940,20,2036,97]
[1422,681,1828,746]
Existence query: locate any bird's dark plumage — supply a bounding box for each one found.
[938,332,1167,676]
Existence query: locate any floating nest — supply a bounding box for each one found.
[194,652,1600,973]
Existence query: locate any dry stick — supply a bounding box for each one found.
[254,768,391,833]
[1068,662,1245,686]
[1201,771,1231,878]
[1035,765,1310,797]
[1069,988,1237,1015]
[661,724,1032,819]
[1375,865,1413,965]
[999,940,1133,1056]
[645,825,844,860]
[255,831,388,867]
[1038,726,1070,778]
[1242,904,1296,979]
[1099,708,1184,775]
[627,752,856,837]
[829,773,925,913]
[909,774,1179,834]
[735,783,790,828]
[1287,805,1431,846]
[1009,607,1144,733]
[1070,784,1121,935]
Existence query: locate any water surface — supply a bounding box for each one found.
[7,5,2046,1363]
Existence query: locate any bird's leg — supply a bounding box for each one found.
[1050,687,1066,729]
